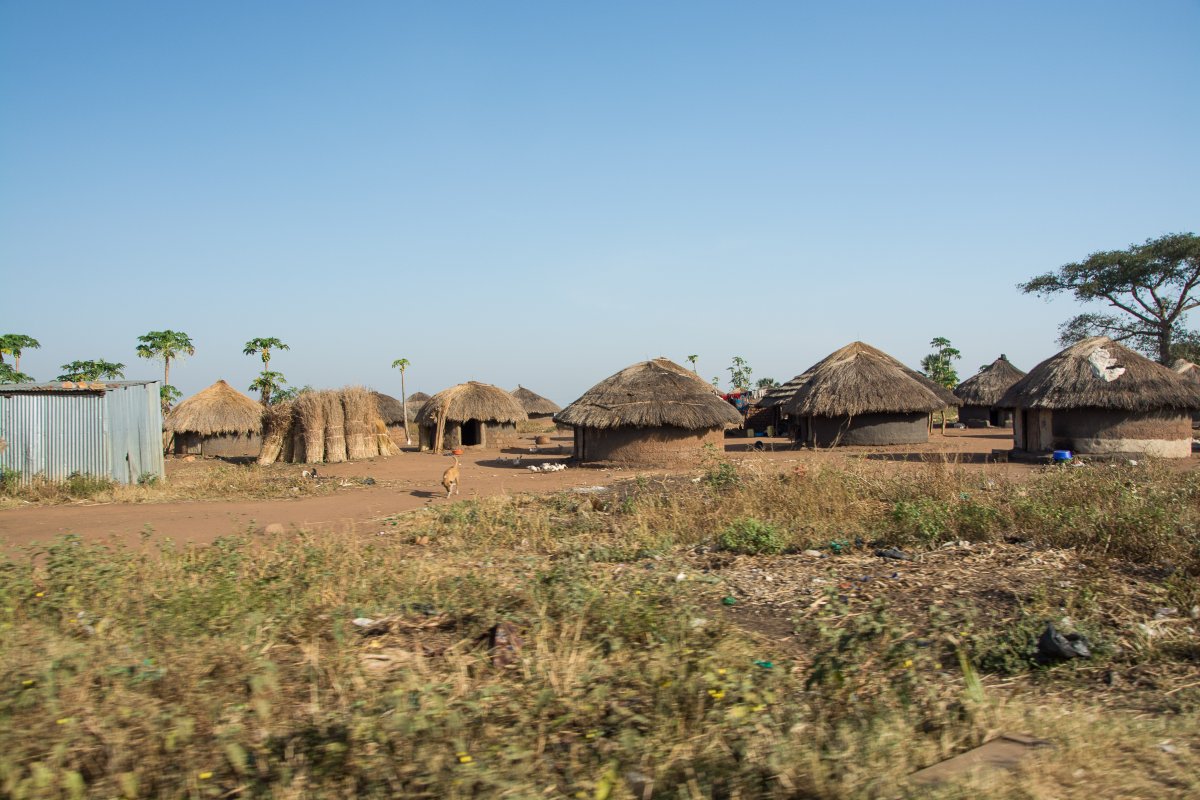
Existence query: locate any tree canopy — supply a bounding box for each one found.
[0,334,40,372]
[920,337,961,389]
[1019,232,1200,364]
[56,360,126,382]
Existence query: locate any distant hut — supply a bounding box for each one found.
[1000,337,1200,458]
[510,386,562,419]
[954,355,1026,428]
[405,391,431,420]
[417,382,527,451]
[783,342,958,446]
[372,391,409,440]
[164,380,263,458]
[555,358,743,465]
[1173,360,1200,426]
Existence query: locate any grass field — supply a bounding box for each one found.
[1,457,1197,798]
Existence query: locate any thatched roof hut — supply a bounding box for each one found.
[1000,337,1200,457]
[373,391,405,426]
[416,382,527,451]
[164,380,263,458]
[555,358,743,465]
[781,342,958,447]
[510,385,562,418]
[405,391,431,419]
[954,355,1026,427]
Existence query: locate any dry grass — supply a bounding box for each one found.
[1,458,1197,797]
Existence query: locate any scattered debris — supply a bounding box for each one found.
[484,621,524,669]
[1036,622,1091,662]
[875,548,914,561]
[721,596,737,606]
[363,476,376,485]
[528,463,567,473]
[801,549,825,559]
[908,734,1052,785]
[571,486,609,494]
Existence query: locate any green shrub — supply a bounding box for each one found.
[716,517,785,554]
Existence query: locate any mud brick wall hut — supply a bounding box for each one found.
[510,386,562,420]
[954,355,1026,428]
[783,342,958,447]
[164,379,263,458]
[417,382,527,451]
[1000,337,1200,458]
[555,358,743,466]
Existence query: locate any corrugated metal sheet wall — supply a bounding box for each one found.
[0,382,164,484]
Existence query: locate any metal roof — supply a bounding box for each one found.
[0,380,159,394]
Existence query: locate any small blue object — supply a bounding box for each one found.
[1052,450,1073,462]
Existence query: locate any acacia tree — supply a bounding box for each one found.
[1020,232,1200,364]
[135,330,195,411]
[56,360,125,382]
[0,334,40,372]
[391,358,412,445]
[243,337,290,405]
[920,337,961,389]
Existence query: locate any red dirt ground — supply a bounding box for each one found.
[0,428,1188,550]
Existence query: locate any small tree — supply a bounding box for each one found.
[1019,232,1200,364]
[56,360,126,382]
[686,354,699,372]
[920,337,961,389]
[136,330,195,411]
[727,356,753,392]
[272,384,312,404]
[243,337,290,405]
[391,358,412,445]
[0,334,40,372]
[755,377,779,389]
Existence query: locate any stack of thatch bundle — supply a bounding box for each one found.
[257,386,398,465]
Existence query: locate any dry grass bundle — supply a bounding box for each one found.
[294,392,325,464]
[555,358,741,430]
[375,418,399,456]
[343,386,378,459]
[323,391,347,463]
[257,400,295,466]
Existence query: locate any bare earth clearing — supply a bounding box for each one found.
[0,429,1045,549]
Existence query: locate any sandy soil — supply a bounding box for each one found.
[0,428,1185,550]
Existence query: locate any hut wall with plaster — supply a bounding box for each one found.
[793,412,931,447]
[570,425,726,466]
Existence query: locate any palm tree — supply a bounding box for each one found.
[0,334,41,372]
[243,337,290,405]
[686,354,698,372]
[391,358,412,445]
[136,330,195,410]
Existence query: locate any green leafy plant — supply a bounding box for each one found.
[716,517,785,554]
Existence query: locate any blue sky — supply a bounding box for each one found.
[2,1,1197,403]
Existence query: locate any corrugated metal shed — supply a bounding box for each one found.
[0,381,165,484]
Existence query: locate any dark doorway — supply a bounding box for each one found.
[461,419,482,447]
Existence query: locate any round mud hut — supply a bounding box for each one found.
[164,380,263,458]
[510,385,562,419]
[954,355,1026,428]
[1000,337,1200,458]
[417,382,527,452]
[783,342,958,447]
[554,358,743,466]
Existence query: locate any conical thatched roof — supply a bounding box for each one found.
[999,337,1200,411]
[415,382,527,425]
[1173,359,1200,384]
[164,380,263,435]
[404,391,430,418]
[555,358,743,430]
[372,391,405,425]
[954,355,1026,407]
[510,385,562,416]
[760,367,816,409]
[783,342,958,417]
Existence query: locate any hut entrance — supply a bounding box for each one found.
[461,419,483,447]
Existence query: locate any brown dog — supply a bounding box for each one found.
[441,456,461,498]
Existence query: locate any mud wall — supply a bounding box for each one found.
[573,425,726,466]
[1051,408,1193,458]
[173,432,262,459]
[798,412,930,446]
